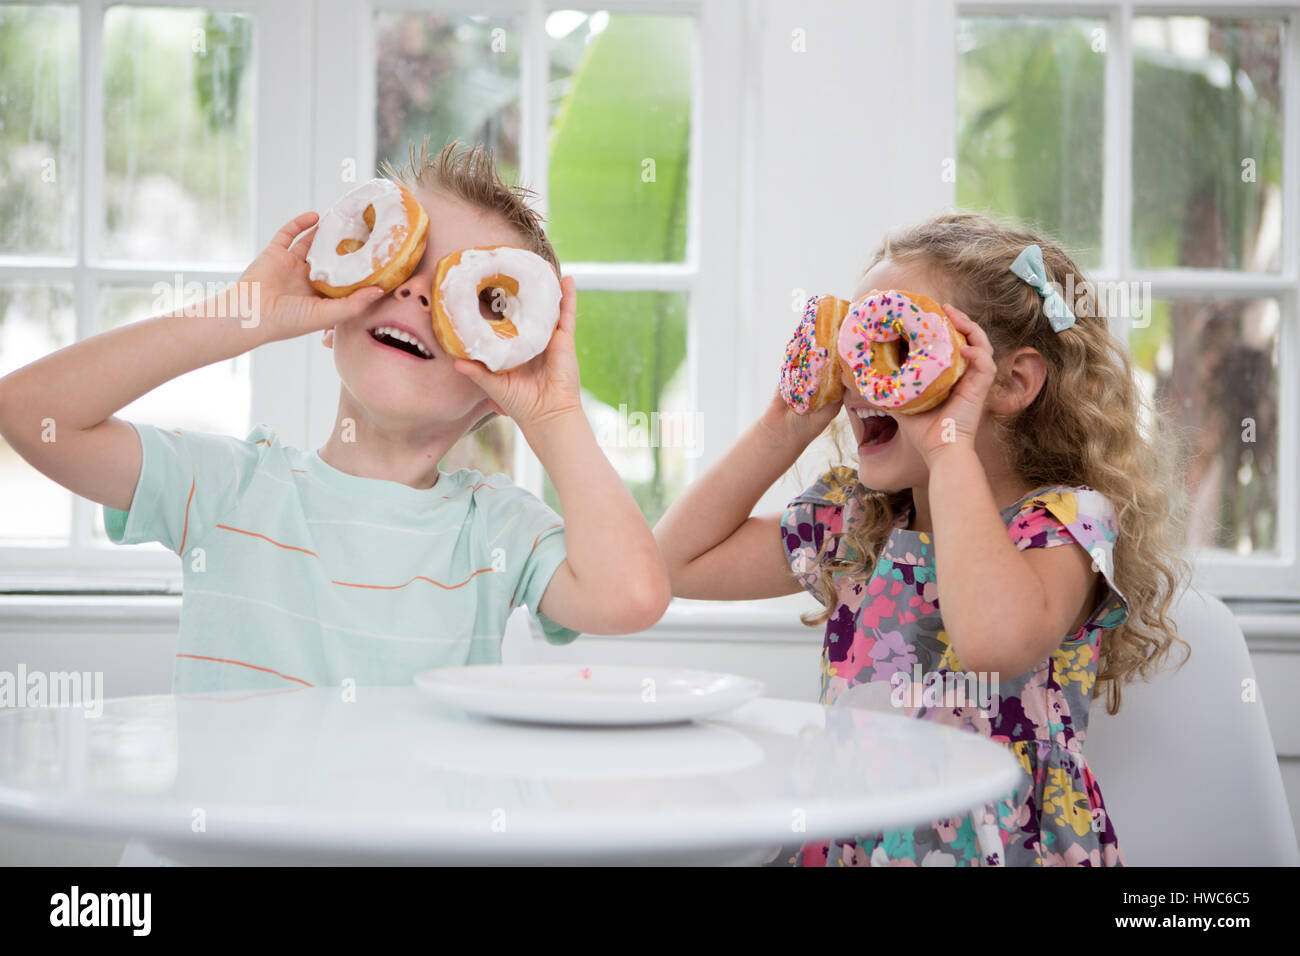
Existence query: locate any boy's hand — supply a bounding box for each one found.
[452,275,582,431]
[891,304,997,465]
[238,211,384,343]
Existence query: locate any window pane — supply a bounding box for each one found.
[371,12,525,480]
[0,283,76,541]
[957,17,1105,268]
[374,12,522,183]
[543,291,690,525]
[102,8,254,265]
[438,416,516,480]
[96,284,251,434]
[90,283,250,540]
[547,12,693,263]
[1130,297,1279,554]
[0,4,78,257]
[1132,17,1284,271]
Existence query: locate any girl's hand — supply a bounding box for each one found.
[758,388,842,449]
[892,304,997,465]
[239,211,385,343]
[453,275,583,431]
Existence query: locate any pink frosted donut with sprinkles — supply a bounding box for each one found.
[836,289,968,414]
[778,295,850,415]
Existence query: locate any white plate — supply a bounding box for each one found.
[414,664,765,726]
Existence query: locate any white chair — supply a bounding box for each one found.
[1085,588,1299,866]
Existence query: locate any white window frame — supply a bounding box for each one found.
[303,0,744,515]
[0,0,314,591]
[957,0,1300,600]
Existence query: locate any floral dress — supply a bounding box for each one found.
[778,466,1131,866]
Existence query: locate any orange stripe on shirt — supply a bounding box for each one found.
[178,478,196,556]
[531,524,561,549]
[175,653,314,687]
[214,524,493,590]
[215,524,320,557]
[511,524,564,607]
[441,481,497,499]
[332,567,494,590]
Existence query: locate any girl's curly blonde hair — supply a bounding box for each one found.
[807,211,1194,715]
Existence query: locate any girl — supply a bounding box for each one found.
[655,212,1191,866]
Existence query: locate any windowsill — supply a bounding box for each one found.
[1,592,1299,650]
[0,592,822,641]
[0,593,183,624]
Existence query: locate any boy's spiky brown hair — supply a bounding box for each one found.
[380,137,561,274]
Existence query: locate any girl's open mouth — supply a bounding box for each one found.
[853,406,898,455]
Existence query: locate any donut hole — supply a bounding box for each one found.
[476,274,520,323]
[478,287,508,321]
[872,339,910,374]
[334,204,377,256]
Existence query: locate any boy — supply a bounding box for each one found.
[0,140,670,692]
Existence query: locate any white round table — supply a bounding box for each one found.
[0,688,1024,865]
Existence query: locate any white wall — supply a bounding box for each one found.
[727,0,959,515]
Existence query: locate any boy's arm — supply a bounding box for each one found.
[0,213,381,512]
[525,408,670,634]
[453,277,671,635]
[0,289,269,512]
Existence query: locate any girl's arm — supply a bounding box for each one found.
[896,304,1098,678]
[653,392,840,600]
[927,444,1099,677]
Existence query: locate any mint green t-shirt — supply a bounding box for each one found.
[104,422,578,693]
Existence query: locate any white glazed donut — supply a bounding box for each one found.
[306,178,429,297]
[431,245,562,373]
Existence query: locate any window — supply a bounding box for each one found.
[364,6,700,524]
[371,9,527,478]
[957,5,1296,599]
[540,11,696,524]
[1,0,741,591]
[0,2,274,589]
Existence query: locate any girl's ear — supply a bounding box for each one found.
[322,329,334,349]
[987,347,1046,414]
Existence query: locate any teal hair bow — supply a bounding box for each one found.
[1009,244,1076,332]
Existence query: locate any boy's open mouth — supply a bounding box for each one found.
[369,325,434,360]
